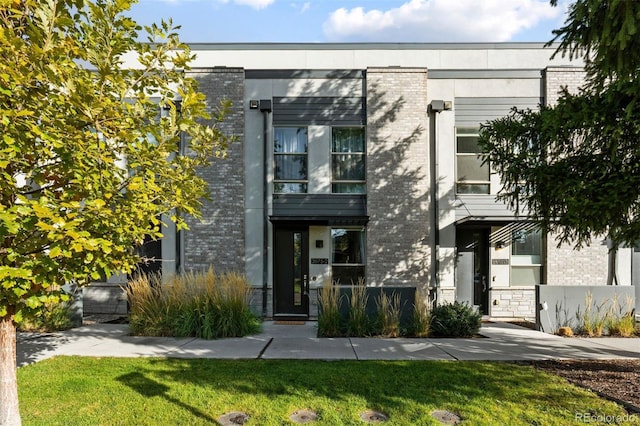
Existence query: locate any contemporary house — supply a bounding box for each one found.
[84,43,640,321]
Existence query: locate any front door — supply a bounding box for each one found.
[456,228,490,315]
[274,226,309,318]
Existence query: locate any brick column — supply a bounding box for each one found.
[183,68,245,272]
[365,68,431,289]
[543,67,608,286]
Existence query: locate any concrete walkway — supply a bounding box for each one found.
[17,321,640,367]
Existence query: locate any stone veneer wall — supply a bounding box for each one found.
[365,68,431,290]
[490,287,536,320]
[184,68,245,272]
[544,67,609,286]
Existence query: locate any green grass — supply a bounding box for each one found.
[18,358,636,425]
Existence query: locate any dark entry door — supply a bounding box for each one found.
[274,227,309,318]
[456,228,489,315]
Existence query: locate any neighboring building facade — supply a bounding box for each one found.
[85,43,640,320]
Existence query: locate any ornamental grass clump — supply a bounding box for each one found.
[347,280,370,337]
[376,291,402,337]
[127,273,178,337]
[575,292,609,337]
[411,291,433,338]
[606,294,636,337]
[317,280,343,337]
[127,268,260,339]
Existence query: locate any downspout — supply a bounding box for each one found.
[607,237,619,286]
[259,100,272,317]
[429,106,440,303]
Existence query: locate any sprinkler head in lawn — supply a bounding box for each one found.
[290,409,318,423]
[217,411,249,425]
[360,410,388,423]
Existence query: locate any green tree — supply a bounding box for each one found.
[0,0,230,424]
[479,0,640,285]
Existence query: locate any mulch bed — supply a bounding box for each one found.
[511,321,640,412]
[532,359,640,413]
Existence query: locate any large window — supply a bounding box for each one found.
[456,128,490,194]
[331,228,366,285]
[511,228,542,286]
[332,127,365,194]
[274,127,308,193]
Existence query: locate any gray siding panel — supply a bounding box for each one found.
[455,97,541,127]
[273,96,365,126]
[272,194,366,218]
[429,69,542,79]
[246,70,364,79]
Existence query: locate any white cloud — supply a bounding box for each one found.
[290,1,311,14]
[235,0,274,9]
[217,0,275,10]
[323,0,561,42]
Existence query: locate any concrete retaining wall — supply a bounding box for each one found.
[536,285,635,334]
[319,286,417,328]
[82,283,128,315]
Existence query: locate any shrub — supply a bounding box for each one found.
[127,268,260,339]
[18,285,75,332]
[376,291,402,338]
[317,280,343,337]
[18,301,73,332]
[430,302,481,337]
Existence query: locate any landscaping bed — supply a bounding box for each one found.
[533,359,640,413]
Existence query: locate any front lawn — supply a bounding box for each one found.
[18,358,636,425]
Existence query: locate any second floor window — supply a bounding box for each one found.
[332,127,365,194]
[274,127,308,193]
[456,128,489,194]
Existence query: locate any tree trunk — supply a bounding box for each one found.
[0,316,21,426]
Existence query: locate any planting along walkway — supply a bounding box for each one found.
[17,321,640,367]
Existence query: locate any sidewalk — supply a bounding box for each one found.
[17,321,640,367]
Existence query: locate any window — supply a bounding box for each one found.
[331,228,365,285]
[332,127,365,194]
[456,128,490,194]
[511,228,542,286]
[274,127,308,193]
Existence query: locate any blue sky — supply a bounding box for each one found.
[130,0,571,43]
